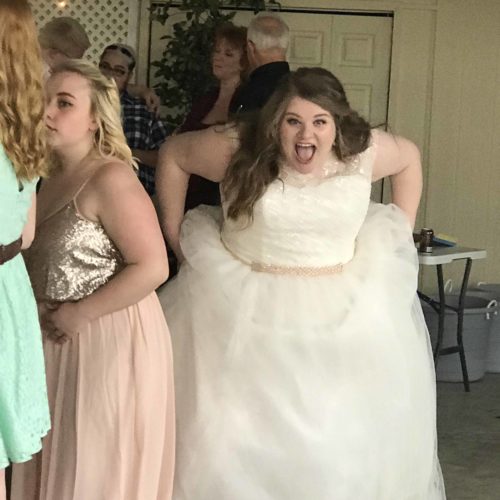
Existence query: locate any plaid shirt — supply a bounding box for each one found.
[121,91,168,195]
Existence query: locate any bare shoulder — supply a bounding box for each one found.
[89,160,138,188]
[83,160,142,203]
[77,160,144,220]
[159,123,239,181]
[374,129,419,156]
[372,129,421,181]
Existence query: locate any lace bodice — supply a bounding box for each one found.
[221,147,374,268]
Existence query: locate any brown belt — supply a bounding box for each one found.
[0,237,22,265]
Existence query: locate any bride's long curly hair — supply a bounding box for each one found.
[222,67,372,220]
[0,0,47,181]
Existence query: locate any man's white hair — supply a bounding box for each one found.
[247,12,289,51]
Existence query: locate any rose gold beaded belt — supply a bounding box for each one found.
[221,238,344,277]
[250,261,343,276]
[0,237,22,265]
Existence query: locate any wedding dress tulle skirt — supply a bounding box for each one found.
[158,203,446,500]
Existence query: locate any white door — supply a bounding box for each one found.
[231,11,392,122]
[328,14,393,202]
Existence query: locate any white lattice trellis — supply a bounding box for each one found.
[30,0,139,64]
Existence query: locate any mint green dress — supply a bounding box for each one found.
[0,144,50,468]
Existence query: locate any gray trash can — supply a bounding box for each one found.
[421,294,498,382]
[470,283,500,373]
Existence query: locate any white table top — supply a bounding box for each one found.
[418,246,487,265]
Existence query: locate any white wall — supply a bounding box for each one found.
[425,0,500,289]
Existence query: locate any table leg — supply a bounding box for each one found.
[434,264,446,363]
[457,258,473,392]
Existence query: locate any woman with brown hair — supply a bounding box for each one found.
[156,67,446,499]
[178,22,248,211]
[0,1,50,498]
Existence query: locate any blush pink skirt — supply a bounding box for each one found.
[11,292,175,500]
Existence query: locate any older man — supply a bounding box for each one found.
[99,44,168,195]
[38,16,90,79]
[229,12,290,114]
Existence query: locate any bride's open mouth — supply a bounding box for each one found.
[295,143,316,164]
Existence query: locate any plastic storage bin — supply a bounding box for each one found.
[470,283,500,372]
[421,294,498,382]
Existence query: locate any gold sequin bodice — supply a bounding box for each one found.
[24,201,124,302]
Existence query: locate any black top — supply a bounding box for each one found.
[177,88,222,211]
[229,61,290,115]
[178,88,220,134]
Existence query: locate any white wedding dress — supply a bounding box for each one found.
[159,145,446,500]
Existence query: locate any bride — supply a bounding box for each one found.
[156,67,446,500]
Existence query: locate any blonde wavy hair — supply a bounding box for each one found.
[0,0,47,181]
[50,59,136,169]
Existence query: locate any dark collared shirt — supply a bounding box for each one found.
[121,90,168,195]
[229,61,290,115]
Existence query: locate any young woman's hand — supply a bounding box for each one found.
[44,302,91,344]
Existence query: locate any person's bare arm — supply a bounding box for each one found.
[21,193,36,249]
[372,129,422,229]
[46,162,169,339]
[156,125,238,260]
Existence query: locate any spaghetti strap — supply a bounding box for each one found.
[72,175,94,200]
[36,175,95,226]
[73,159,128,200]
[37,160,125,226]
[72,158,125,202]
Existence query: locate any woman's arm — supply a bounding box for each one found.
[47,163,169,338]
[21,193,36,249]
[156,125,238,260]
[372,129,423,229]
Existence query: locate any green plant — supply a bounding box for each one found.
[152,0,265,128]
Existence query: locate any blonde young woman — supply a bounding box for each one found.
[0,2,50,499]
[11,60,175,500]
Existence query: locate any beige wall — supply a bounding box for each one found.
[425,0,500,289]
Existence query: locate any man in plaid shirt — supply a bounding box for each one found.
[99,43,168,195]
